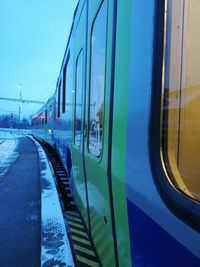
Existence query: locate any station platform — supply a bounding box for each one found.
[0,134,74,267]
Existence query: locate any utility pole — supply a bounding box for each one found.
[0,92,45,130]
[18,84,22,130]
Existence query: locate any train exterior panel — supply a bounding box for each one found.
[53,31,74,172]
[32,0,200,266]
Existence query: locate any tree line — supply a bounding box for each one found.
[0,114,30,129]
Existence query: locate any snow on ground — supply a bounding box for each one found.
[0,129,13,142]
[30,137,75,267]
[0,130,19,179]
[0,131,6,141]
[0,128,31,140]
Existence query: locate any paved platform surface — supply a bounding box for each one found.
[0,134,74,267]
[0,136,41,267]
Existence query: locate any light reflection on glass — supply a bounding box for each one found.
[162,0,200,202]
[89,1,107,157]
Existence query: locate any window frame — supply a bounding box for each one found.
[57,81,61,118]
[63,53,70,114]
[62,69,66,114]
[87,0,108,158]
[149,0,200,232]
[45,109,47,124]
[48,105,52,119]
[74,49,84,148]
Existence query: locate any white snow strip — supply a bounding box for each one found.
[0,139,17,162]
[29,137,75,267]
[0,131,18,179]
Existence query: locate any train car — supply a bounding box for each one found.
[32,96,55,146]
[32,0,200,266]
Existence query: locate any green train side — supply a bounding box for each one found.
[32,0,200,266]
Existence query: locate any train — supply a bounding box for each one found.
[32,0,200,266]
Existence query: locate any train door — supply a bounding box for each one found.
[83,0,117,266]
[72,0,90,230]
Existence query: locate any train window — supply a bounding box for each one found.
[162,0,200,202]
[45,109,47,124]
[74,49,83,147]
[39,113,42,125]
[88,0,107,156]
[57,82,61,118]
[62,54,70,114]
[48,105,52,119]
[54,99,56,120]
[41,113,44,125]
[62,68,66,114]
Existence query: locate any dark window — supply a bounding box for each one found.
[54,99,56,120]
[74,49,84,147]
[62,69,66,113]
[88,0,107,156]
[162,0,200,202]
[45,109,47,124]
[40,113,44,125]
[48,105,52,119]
[58,82,61,118]
[63,54,70,114]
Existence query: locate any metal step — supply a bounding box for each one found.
[65,211,101,267]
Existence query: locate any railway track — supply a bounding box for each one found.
[38,141,101,267]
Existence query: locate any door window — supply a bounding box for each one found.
[88,1,107,157]
[74,50,84,147]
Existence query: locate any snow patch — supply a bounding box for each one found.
[30,137,74,267]
[0,131,19,179]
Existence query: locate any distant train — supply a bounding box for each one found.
[32,0,200,266]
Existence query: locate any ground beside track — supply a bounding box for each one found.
[0,136,41,267]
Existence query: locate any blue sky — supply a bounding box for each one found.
[0,0,78,118]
